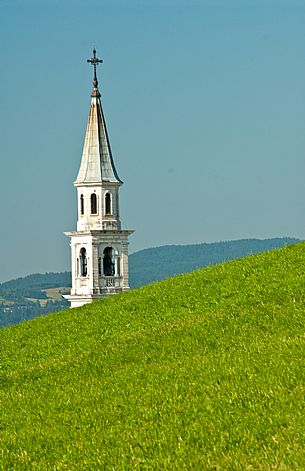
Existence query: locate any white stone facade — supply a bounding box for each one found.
[65,229,132,308]
[75,182,121,232]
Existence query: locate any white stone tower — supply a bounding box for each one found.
[64,49,134,308]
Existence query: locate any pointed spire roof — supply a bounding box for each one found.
[75,49,122,185]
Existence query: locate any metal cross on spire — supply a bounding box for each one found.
[87,48,103,91]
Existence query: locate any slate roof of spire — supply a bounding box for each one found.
[75,50,122,185]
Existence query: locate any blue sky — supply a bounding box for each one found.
[0,0,304,283]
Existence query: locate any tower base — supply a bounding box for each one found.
[63,287,129,308]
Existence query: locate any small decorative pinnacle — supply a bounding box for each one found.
[87,48,103,96]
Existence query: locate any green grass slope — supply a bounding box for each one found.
[1,242,305,470]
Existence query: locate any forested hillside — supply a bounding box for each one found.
[0,272,71,291]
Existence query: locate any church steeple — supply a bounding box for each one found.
[64,49,134,308]
[76,49,121,185]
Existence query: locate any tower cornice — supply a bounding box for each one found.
[74,180,123,188]
[64,230,134,237]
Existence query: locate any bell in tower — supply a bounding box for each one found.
[64,49,134,308]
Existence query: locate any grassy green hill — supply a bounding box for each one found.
[1,241,305,469]
[0,237,299,327]
[129,237,299,287]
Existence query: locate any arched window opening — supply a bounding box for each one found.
[103,247,115,276]
[105,193,112,215]
[80,248,87,277]
[91,193,97,214]
[80,194,84,215]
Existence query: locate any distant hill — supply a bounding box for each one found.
[0,237,300,327]
[1,241,305,468]
[0,271,71,291]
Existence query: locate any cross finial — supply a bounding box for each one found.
[87,48,103,93]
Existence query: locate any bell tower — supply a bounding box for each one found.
[64,49,134,308]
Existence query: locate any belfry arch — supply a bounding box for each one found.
[80,194,84,215]
[79,248,87,277]
[91,193,97,214]
[103,247,114,276]
[105,192,112,215]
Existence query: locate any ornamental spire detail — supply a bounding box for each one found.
[87,48,103,97]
